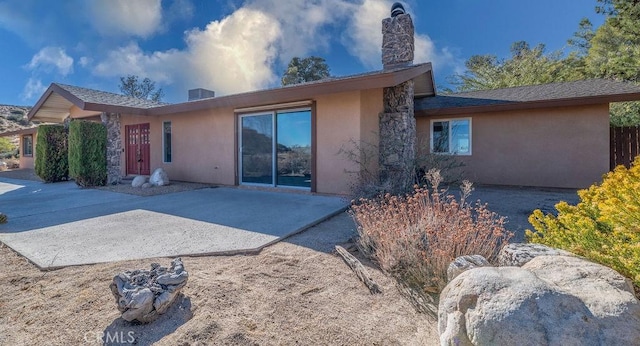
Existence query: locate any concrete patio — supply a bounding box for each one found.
[0,177,347,269]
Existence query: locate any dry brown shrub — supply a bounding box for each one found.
[350,169,512,298]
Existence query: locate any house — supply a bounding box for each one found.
[13,4,640,194]
[0,127,37,169]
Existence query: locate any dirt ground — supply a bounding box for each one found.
[0,213,439,345]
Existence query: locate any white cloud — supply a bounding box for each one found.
[93,8,281,95]
[78,57,92,68]
[88,0,163,38]
[93,43,184,84]
[89,0,458,99]
[21,77,46,100]
[26,46,74,76]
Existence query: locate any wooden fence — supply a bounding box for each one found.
[610,126,640,170]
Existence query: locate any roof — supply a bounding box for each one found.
[416,79,640,116]
[28,63,434,121]
[27,84,167,122]
[0,127,38,137]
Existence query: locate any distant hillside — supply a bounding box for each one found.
[0,105,36,149]
[0,105,35,133]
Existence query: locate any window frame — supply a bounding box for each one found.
[429,118,472,156]
[238,107,312,190]
[22,134,33,157]
[162,121,172,163]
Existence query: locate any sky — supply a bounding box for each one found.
[0,0,606,106]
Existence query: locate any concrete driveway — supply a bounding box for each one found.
[0,178,347,269]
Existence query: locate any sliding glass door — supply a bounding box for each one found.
[240,114,273,184]
[240,109,311,189]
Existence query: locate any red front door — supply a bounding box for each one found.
[125,123,151,175]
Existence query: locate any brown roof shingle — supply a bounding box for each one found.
[54,83,168,109]
[416,79,640,116]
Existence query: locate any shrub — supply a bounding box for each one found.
[350,169,512,296]
[35,125,68,182]
[527,157,640,288]
[68,121,107,187]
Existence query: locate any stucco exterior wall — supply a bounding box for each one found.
[416,104,610,188]
[116,88,384,195]
[19,132,36,169]
[119,109,236,185]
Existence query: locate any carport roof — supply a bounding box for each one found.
[28,63,435,121]
[415,79,640,116]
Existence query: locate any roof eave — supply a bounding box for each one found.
[150,63,433,116]
[27,83,87,121]
[416,92,640,117]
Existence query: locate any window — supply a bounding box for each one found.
[239,108,312,189]
[163,121,172,163]
[430,118,471,155]
[22,135,33,157]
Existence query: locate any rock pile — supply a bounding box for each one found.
[439,244,640,345]
[110,258,188,323]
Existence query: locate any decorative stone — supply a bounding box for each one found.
[110,258,189,323]
[498,243,574,267]
[446,255,490,282]
[378,5,416,195]
[149,168,169,186]
[381,13,414,69]
[101,112,122,185]
[131,175,146,188]
[439,255,640,345]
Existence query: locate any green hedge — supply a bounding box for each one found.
[68,121,107,187]
[35,125,68,182]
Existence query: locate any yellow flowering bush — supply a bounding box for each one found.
[527,157,640,287]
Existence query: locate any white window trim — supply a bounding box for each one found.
[162,121,172,163]
[429,117,472,156]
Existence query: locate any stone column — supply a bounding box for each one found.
[379,3,416,194]
[101,112,122,185]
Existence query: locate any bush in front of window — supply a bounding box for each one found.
[35,124,68,183]
[351,169,512,304]
[68,120,107,187]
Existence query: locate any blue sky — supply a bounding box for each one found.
[0,0,605,106]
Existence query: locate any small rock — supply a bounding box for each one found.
[110,258,189,323]
[131,175,146,188]
[149,168,169,186]
[497,243,573,266]
[446,255,490,282]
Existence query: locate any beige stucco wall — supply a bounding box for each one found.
[118,88,384,195]
[119,109,236,186]
[19,132,36,169]
[315,89,383,195]
[416,104,610,188]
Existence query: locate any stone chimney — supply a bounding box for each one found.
[381,2,415,69]
[378,2,416,194]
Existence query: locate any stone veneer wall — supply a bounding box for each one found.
[381,13,414,69]
[379,10,416,194]
[101,112,122,185]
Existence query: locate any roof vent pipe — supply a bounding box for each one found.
[391,2,405,17]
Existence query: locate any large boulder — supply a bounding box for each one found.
[439,255,640,345]
[497,243,574,267]
[149,168,169,186]
[131,175,146,188]
[446,255,490,282]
